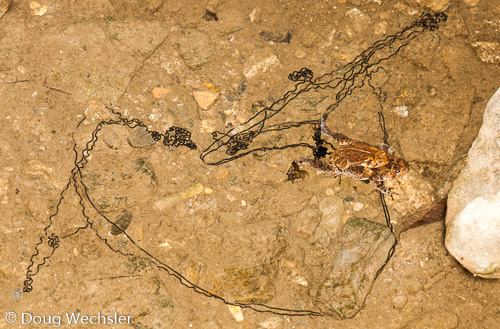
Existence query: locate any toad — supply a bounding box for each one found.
[286,115,409,197]
[320,114,389,170]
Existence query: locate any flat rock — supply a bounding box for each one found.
[445,87,500,278]
[314,217,395,319]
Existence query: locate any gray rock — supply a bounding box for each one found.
[11,288,23,301]
[110,210,133,235]
[445,87,500,278]
[314,217,396,319]
[127,127,157,147]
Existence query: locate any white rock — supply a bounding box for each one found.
[445,87,500,278]
[243,48,280,79]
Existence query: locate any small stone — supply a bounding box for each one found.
[391,295,408,309]
[127,127,157,147]
[0,0,12,19]
[0,172,10,205]
[249,7,260,23]
[393,105,409,117]
[318,196,345,234]
[193,90,219,110]
[152,87,171,99]
[295,48,306,58]
[471,42,500,64]
[215,167,230,180]
[243,48,280,79]
[11,288,23,301]
[184,262,201,285]
[301,31,320,48]
[167,1,182,12]
[462,0,480,5]
[259,30,292,43]
[110,210,133,235]
[351,201,364,212]
[227,305,244,322]
[404,278,424,295]
[420,0,450,11]
[154,184,205,211]
[29,1,48,16]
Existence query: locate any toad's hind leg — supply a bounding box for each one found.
[287,158,339,182]
[320,114,352,145]
[294,158,339,174]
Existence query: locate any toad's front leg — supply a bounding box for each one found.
[369,176,394,198]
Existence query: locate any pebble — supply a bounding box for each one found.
[193,90,219,110]
[29,1,48,16]
[110,210,133,235]
[0,172,9,205]
[243,48,280,79]
[152,87,171,99]
[462,0,480,5]
[404,278,424,295]
[391,295,408,309]
[393,105,409,117]
[318,196,345,234]
[301,31,320,48]
[227,305,244,322]
[127,127,157,147]
[11,288,23,301]
[0,0,12,19]
[249,7,260,23]
[351,201,364,212]
[420,0,450,11]
[215,167,230,180]
[471,42,500,64]
[154,184,205,211]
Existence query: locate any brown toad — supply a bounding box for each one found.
[320,114,389,170]
[286,115,409,197]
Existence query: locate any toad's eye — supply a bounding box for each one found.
[394,170,401,174]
